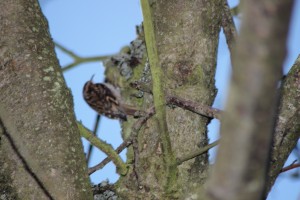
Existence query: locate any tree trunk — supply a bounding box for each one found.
[0,0,92,199]
[105,0,222,199]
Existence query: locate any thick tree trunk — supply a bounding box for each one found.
[0,0,92,199]
[105,0,222,199]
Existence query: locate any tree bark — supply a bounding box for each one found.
[0,0,92,199]
[104,0,222,199]
[268,55,300,192]
[1,0,298,199]
[207,1,295,200]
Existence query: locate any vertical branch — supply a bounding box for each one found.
[86,114,101,165]
[207,1,295,200]
[140,0,178,192]
[0,0,92,199]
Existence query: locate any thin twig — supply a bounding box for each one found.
[86,114,101,165]
[280,160,300,173]
[55,42,80,59]
[55,42,112,72]
[130,81,223,120]
[167,95,222,120]
[176,140,219,165]
[62,56,111,72]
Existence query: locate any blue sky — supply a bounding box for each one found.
[40,1,300,199]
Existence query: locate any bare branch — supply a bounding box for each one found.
[55,42,112,72]
[77,122,128,175]
[221,0,238,59]
[177,140,219,166]
[130,81,223,119]
[88,140,132,175]
[167,95,222,120]
[55,42,80,59]
[280,161,300,173]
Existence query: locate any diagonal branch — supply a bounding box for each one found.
[167,95,222,120]
[77,122,128,175]
[176,140,219,165]
[221,0,238,61]
[88,140,132,175]
[280,161,300,173]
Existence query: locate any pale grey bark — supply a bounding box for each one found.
[207,1,295,200]
[1,0,298,199]
[0,0,92,199]
[105,0,223,199]
[268,56,300,192]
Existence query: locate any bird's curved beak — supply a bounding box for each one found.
[90,74,95,82]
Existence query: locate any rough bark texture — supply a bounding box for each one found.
[150,1,221,198]
[268,56,300,192]
[1,0,298,199]
[104,0,222,199]
[207,1,295,200]
[0,0,92,199]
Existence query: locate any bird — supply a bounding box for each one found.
[83,76,139,121]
